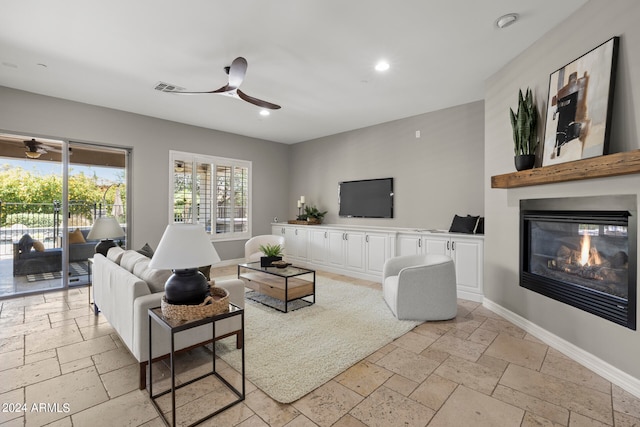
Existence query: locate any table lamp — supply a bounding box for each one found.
[149,223,221,305]
[87,217,126,256]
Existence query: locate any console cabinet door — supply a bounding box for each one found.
[294,228,309,260]
[365,233,389,275]
[280,226,308,260]
[423,235,450,255]
[450,238,483,295]
[271,225,285,237]
[397,234,422,256]
[344,232,365,271]
[309,229,328,265]
[327,230,346,267]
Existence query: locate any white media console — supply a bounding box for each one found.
[271,223,484,302]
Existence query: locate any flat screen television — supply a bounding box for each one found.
[338,178,394,218]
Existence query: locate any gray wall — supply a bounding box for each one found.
[0,86,291,260]
[290,101,485,230]
[485,0,640,378]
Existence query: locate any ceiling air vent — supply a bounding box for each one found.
[154,81,185,92]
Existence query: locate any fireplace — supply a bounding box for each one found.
[520,195,637,330]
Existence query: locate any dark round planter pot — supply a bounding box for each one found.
[515,155,536,171]
[164,269,209,305]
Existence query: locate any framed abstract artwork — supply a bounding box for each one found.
[541,37,619,166]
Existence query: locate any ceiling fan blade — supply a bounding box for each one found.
[40,144,63,153]
[237,89,281,110]
[227,57,247,89]
[164,84,230,95]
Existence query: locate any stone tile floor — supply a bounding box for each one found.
[1,266,639,426]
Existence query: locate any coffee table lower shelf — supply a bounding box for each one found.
[238,271,315,313]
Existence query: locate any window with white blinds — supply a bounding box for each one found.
[169,151,251,240]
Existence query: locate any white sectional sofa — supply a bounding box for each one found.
[92,247,245,389]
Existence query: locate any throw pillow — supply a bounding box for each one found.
[449,214,479,234]
[18,234,34,254]
[198,265,211,281]
[69,228,86,244]
[32,240,45,252]
[136,243,154,258]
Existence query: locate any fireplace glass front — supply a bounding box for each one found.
[521,196,636,330]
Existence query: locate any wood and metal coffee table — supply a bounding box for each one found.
[237,262,315,313]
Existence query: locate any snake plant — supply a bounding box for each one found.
[510,88,538,156]
[259,243,283,257]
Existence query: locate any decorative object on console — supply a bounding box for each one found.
[296,195,306,220]
[449,214,480,234]
[304,205,327,224]
[258,243,283,267]
[149,223,221,305]
[291,199,328,224]
[86,217,125,256]
[541,36,619,167]
[510,87,538,171]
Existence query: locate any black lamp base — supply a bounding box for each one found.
[164,269,209,305]
[95,239,117,257]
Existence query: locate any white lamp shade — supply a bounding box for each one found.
[87,217,125,240]
[149,224,221,270]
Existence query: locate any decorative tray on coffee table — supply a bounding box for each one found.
[271,260,291,268]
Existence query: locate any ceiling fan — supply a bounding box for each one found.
[161,57,281,110]
[23,138,65,159]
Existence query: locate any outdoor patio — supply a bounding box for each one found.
[0,255,90,298]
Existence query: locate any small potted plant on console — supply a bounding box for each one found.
[304,205,327,224]
[259,243,283,267]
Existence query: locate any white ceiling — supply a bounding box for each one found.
[0,0,588,144]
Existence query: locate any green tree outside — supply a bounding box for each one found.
[0,167,124,227]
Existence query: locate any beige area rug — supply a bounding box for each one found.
[214,276,421,403]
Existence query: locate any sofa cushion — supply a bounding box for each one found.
[120,250,149,273]
[107,246,125,264]
[133,259,171,293]
[69,228,86,244]
[18,234,34,254]
[32,240,45,252]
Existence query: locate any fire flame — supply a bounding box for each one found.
[579,234,603,266]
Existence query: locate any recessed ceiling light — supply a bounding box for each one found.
[259,109,270,117]
[375,61,390,72]
[496,13,519,29]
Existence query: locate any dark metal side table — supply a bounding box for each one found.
[147,304,245,426]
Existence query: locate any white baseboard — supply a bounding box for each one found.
[483,298,640,400]
[457,289,483,302]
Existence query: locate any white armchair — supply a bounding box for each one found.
[244,235,286,262]
[382,254,457,321]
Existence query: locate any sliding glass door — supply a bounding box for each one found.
[0,133,129,298]
[65,141,128,290]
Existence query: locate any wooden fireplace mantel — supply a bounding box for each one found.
[491,149,640,189]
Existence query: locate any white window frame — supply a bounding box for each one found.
[169,150,252,241]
